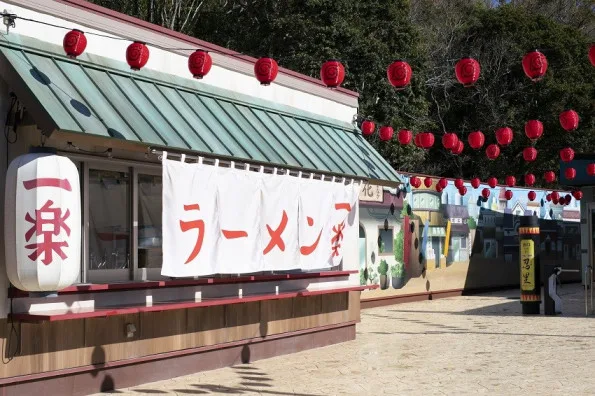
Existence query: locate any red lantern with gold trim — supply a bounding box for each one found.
[565,167,577,180]
[379,126,394,142]
[468,131,485,150]
[544,171,556,183]
[505,190,513,201]
[188,50,212,79]
[528,191,536,201]
[524,173,536,187]
[361,120,375,136]
[523,147,538,162]
[560,147,575,163]
[487,177,498,188]
[471,178,480,189]
[424,177,433,188]
[455,57,480,87]
[525,120,543,140]
[397,129,412,145]
[559,110,579,132]
[482,188,490,199]
[63,29,87,59]
[495,127,513,146]
[254,57,279,85]
[387,60,412,90]
[442,133,458,150]
[588,163,595,176]
[126,41,150,71]
[486,144,500,160]
[320,60,345,89]
[522,50,548,81]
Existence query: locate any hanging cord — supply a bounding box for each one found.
[2,297,20,363]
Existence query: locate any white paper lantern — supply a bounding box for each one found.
[4,152,81,291]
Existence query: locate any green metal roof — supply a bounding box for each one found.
[0,34,400,184]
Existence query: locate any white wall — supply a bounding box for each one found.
[0,1,358,124]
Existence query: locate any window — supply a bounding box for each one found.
[87,168,131,282]
[378,227,394,255]
[460,236,467,249]
[137,174,162,271]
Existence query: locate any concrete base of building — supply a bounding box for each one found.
[0,322,356,396]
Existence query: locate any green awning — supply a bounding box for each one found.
[0,34,400,184]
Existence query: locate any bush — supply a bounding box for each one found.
[378,259,389,276]
[391,261,404,278]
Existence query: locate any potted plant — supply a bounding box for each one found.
[367,266,378,286]
[377,259,389,290]
[391,261,405,289]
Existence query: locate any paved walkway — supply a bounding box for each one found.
[99,284,595,395]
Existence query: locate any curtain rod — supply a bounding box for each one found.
[152,149,364,185]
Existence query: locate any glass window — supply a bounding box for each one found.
[138,174,162,269]
[378,228,394,254]
[460,236,467,249]
[88,169,130,271]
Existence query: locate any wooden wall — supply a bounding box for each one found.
[0,292,360,379]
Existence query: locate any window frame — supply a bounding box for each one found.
[377,226,394,256]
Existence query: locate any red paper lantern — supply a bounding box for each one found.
[546,193,551,202]
[451,140,464,155]
[468,131,485,150]
[505,175,516,187]
[573,190,583,200]
[410,176,421,188]
[320,60,345,88]
[551,191,560,201]
[424,177,433,188]
[126,41,150,71]
[528,191,536,201]
[361,120,375,136]
[487,177,498,188]
[495,127,513,146]
[379,126,394,141]
[505,190,513,201]
[398,129,413,145]
[486,144,500,160]
[559,110,579,132]
[454,178,464,189]
[387,60,412,90]
[418,132,435,149]
[544,171,556,183]
[590,44,595,67]
[560,147,575,163]
[436,184,443,193]
[523,147,538,162]
[565,193,572,203]
[482,188,490,199]
[588,163,595,176]
[454,57,480,87]
[438,178,448,189]
[442,133,458,150]
[565,167,577,180]
[63,29,87,59]
[254,57,279,85]
[188,50,212,79]
[414,134,421,147]
[552,197,559,205]
[458,186,467,196]
[522,50,548,81]
[525,120,543,140]
[471,178,480,189]
[524,173,536,186]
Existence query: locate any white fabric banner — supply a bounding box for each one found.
[161,158,360,277]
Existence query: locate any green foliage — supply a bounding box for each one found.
[394,228,405,263]
[468,217,477,229]
[377,259,389,276]
[391,261,404,278]
[89,0,595,185]
[359,268,366,285]
[367,266,378,284]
